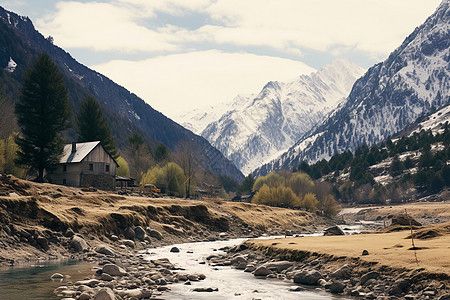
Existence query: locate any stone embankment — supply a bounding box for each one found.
[213,241,450,300]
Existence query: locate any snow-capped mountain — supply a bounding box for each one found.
[256,0,450,176]
[200,59,365,174]
[177,94,254,134]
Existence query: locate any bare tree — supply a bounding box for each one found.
[124,132,153,182]
[173,140,204,198]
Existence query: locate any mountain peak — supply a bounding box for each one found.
[255,0,449,176]
[200,59,364,174]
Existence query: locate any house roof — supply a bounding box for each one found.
[60,141,117,165]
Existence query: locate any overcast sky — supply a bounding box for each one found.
[2,0,442,119]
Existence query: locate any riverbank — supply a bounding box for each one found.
[220,221,450,299]
[0,174,326,268]
[0,174,330,299]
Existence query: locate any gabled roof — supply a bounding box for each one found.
[60,141,118,165]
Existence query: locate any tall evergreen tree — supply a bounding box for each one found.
[15,54,71,182]
[76,96,118,158]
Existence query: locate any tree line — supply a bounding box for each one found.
[295,123,450,204]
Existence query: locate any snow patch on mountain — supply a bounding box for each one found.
[5,57,16,73]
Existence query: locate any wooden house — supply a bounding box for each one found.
[48,141,118,190]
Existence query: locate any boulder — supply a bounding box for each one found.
[360,271,380,285]
[70,235,88,252]
[391,214,422,226]
[147,228,163,240]
[121,239,135,248]
[362,250,369,256]
[293,270,323,285]
[330,264,352,279]
[117,289,142,299]
[389,279,411,295]
[95,244,115,256]
[231,256,247,266]
[134,226,146,241]
[102,264,127,276]
[170,247,180,253]
[101,273,114,281]
[94,288,116,300]
[261,261,294,273]
[36,236,49,251]
[79,292,91,300]
[253,266,272,277]
[329,281,345,294]
[323,226,345,236]
[110,235,118,242]
[124,227,135,239]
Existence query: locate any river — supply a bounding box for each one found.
[0,231,362,299]
[145,237,348,300]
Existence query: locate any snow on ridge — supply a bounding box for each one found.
[5,57,17,73]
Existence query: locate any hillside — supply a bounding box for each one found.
[0,174,322,266]
[0,6,244,183]
[256,0,449,176]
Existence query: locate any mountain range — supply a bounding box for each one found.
[180,59,365,174]
[0,6,244,183]
[255,0,449,176]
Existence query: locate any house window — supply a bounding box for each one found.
[89,163,93,171]
[63,179,67,185]
[105,164,110,173]
[63,165,67,172]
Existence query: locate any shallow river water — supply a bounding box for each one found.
[0,233,361,300]
[145,237,348,300]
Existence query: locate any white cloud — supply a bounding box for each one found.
[37,1,180,53]
[202,0,442,58]
[36,0,442,59]
[92,51,316,118]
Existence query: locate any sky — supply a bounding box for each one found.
[1,0,442,119]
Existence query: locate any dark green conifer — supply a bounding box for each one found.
[76,96,118,158]
[15,54,71,182]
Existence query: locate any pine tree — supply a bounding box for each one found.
[15,54,71,182]
[76,96,118,158]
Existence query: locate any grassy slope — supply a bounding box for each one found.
[247,221,450,274]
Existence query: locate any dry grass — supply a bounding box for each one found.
[251,222,450,274]
[0,176,317,235]
[343,201,450,221]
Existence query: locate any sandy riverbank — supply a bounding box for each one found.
[220,220,450,299]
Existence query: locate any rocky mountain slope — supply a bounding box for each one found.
[0,7,244,182]
[256,0,449,176]
[200,59,365,174]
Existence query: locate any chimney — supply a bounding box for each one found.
[71,142,76,153]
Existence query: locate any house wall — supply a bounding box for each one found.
[48,163,82,187]
[49,144,117,190]
[80,145,117,190]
